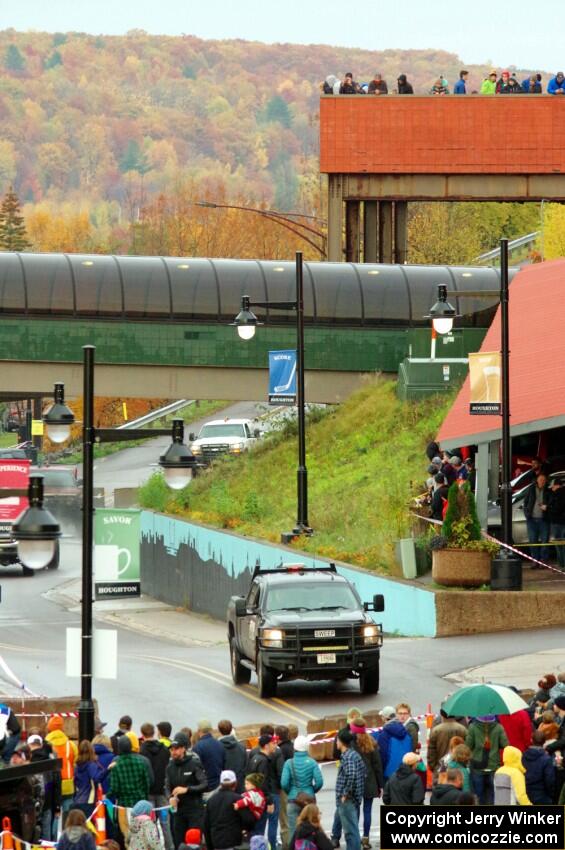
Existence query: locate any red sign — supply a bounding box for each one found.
[0,459,30,524]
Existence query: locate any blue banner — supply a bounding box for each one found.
[268,349,297,406]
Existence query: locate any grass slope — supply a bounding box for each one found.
[139,380,454,573]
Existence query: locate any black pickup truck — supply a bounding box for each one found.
[227,564,384,698]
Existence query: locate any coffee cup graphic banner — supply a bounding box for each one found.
[94,509,141,598]
[469,351,502,415]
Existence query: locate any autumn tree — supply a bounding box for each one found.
[0,187,31,251]
[540,203,565,260]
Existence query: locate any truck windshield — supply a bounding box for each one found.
[40,470,76,488]
[198,424,246,439]
[266,583,359,612]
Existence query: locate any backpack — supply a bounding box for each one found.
[295,838,318,850]
[247,751,268,776]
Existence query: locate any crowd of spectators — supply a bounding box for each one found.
[322,69,565,96]
[4,685,565,850]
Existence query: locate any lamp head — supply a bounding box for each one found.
[13,475,61,569]
[425,284,458,334]
[159,418,197,490]
[232,296,262,340]
[43,382,75,443]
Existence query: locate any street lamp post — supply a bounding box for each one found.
[4,476,62,568]
[232,251,312,539]
[426,237,522,590]
[43,345,197,740]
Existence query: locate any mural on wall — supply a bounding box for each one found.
[140,512,437,637]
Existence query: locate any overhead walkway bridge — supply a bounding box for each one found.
[0,252,508,402]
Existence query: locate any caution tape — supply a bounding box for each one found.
[414,513,565,576]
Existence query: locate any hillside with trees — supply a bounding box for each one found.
[0,29,546,260]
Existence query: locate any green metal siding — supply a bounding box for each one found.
[0,318,487,373]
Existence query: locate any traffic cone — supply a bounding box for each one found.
[425,703,434,791]
[1,817,14,850]
[94,786,107,844]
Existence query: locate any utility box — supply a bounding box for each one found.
[397,357,469,401]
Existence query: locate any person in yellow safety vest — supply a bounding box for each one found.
[45,715,78,820]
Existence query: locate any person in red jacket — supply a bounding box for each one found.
[499,708,533,753]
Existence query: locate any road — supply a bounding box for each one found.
[2,536,564,726]
[90,400,262,495]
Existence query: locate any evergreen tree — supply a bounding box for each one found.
[265,95,292,128]
[0,187,31,251]
[44,50,63,70]
[119,140,150,174]
[4,44,25,72]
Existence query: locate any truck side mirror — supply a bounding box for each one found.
[254,429,261,438]
[373,594,385,612]
[189,433,196,442]
[234,598,246,616]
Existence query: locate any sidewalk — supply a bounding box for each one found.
[45,578,228,647]
[46,579,565,687]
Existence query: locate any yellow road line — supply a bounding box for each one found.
[136,654,309,726]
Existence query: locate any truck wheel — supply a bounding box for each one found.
[230,638,251,685]
[360,665,380,695]
[257,659,277,699]
[22,564,35,577]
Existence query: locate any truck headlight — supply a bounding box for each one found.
[191,445,201,454]
[262,628,284,648]
[230,442,245,453]
[363,624,379,645]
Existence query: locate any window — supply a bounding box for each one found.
[213,259,267,322]
[265,582,359,612]
[259,261,315,324]
[72,255,123,315]
[198,423,246,439]
[361,265,410,326]
[309,262,362,324]
[166,258,219,320]
[0,253,25,313]
[118,257,171,318]
[247,582,260,608]
[451,267,500,328]
[406,266,454,327]
[22,254,74,314]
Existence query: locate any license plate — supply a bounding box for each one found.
[317,653,336,664]
[314,629,335,638]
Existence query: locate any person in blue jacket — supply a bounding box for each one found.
[454,71,469,94]
[522,74,542,93]
[72,740,107,818]
[374,719,413,780]
[548,72,565,94]
[522,730,555,804]
[193,719,225,791]
[91,734,114,793]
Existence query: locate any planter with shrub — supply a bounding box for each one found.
[431,481,499,587]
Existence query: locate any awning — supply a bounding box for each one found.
[437,258,565,450]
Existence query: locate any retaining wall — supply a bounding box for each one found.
[140,511,437,637]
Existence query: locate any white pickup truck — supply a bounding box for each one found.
[189,418,261,464]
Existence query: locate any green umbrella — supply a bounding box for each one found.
[442,683,528,717]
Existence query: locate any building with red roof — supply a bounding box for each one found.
[437,259,565,525]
